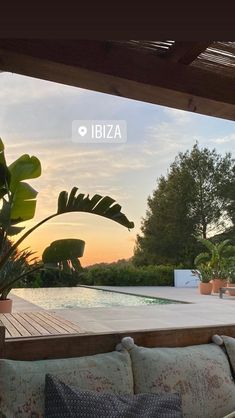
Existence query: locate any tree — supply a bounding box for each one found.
[134,143,234,267]
[223,165,235,226]
[179,144,234,238]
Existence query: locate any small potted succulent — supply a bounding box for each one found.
[192,266,213,295]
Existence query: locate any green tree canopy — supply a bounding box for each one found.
[133,143,235,267]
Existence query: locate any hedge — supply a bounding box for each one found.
[79,264,176,286]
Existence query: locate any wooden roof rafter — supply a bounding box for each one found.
[0,40,234,121]
[165,41,211,64]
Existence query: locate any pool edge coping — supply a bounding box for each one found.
[77,285,190,304]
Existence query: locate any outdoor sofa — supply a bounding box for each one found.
[1,324,235,417]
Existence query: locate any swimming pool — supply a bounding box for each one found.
[12,287,181,309]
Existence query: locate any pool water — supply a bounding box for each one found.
[12,287,180,309]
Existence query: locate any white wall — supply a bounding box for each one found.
[174,269,199,288]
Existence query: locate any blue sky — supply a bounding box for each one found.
[0,73,234,265]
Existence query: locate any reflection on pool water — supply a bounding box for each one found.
[12,287,181,309]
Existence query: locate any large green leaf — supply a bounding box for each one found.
[10,200,37,224]
[12,182,38,201]
[9,154,41,192]
[0,187,134,273]
[198,238,215,253]
[0,138,6,166]
[10,182,38,224]
[7,155,41,225]
[194,252,210,267]
[0,199,11,229]
[42,239,85,264]
[0,140,10,197]
[57,188,135,229]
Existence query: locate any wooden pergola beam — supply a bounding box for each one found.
[166,41,212,64]
[0,40,234,121]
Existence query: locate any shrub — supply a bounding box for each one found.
[79,264,176,286]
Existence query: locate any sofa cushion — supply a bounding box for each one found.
[119,337,235,418]
[0,350,133,418]
[216,335,235,377]
[44,374,182,418]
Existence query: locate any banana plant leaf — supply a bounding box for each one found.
[0,139,11,198]
[42,239,85,264]
[57,187,135,229]
[9,154,41,191]
[0,187,134,271]
[0,138,7,168]
[10,182,38,224]
[8,155,41,224]
[42,239,85,273]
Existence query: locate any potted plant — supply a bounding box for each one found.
[227,270,235,296]
[192,266,213,295]
[0,139,134,312]
[211,269,228,293]
[194,238,235,293]
[0,243,37,313]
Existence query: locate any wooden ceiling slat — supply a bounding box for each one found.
[212,42,235,54]
[166,42,212,64]
[192,42,235,79]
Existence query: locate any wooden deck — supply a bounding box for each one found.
[0,311,84,339]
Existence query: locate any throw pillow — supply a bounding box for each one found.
[44,374,182,418]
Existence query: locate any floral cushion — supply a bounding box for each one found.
[0,350,133,418]
[215,335,235,377]
[118,337,235,418]
[44,374,182,418]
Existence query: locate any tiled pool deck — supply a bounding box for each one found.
[9,286,235,333]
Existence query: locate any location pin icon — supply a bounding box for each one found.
[78,126,87,137]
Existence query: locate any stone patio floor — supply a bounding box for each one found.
[9,286,235,333]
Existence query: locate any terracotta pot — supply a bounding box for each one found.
[228,283,235,296]
[199,282,212,295]
[0,298,13,313]
[212,279,227,294]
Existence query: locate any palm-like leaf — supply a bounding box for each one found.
[217,239,232,253]
[42,239,85,269]
[42,239,84,280]
[197,238,215,253]
[194,252,210,267]
[195,238,235,271]
[0,187,134,273]
[57,187,134,229]
[0,246,37,299]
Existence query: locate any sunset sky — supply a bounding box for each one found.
[0,73,234,266]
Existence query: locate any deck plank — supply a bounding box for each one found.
[4,313,31,337]
[39,311,83,333]
[12,313,42,336]
[1,311,84,339]
[0,314,22,338]
[21,313,53,335]
[33,312,70,334]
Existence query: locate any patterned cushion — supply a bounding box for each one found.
[44,374,182,418]
[216,335,235,376]
[0,350,133,418]
[120,338,235,418]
